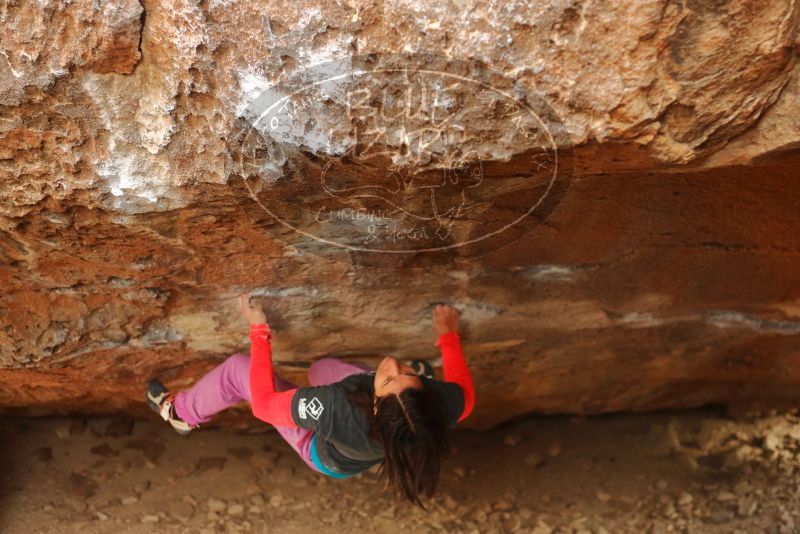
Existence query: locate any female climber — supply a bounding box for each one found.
[145,295,475,506]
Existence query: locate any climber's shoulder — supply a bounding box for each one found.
[422,377,465,428]
[289,373,373,431]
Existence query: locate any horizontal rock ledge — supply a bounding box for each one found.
[2,150,800,429]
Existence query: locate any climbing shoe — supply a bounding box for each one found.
[145,379,195,436]
[410,360,435,379]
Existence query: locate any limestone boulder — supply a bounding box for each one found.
[1,0,799,428]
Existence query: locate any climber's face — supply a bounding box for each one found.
[373,356,422,401]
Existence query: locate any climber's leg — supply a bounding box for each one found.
[172,353,321,472]
[308,357,373,387]
[172,353,253,426]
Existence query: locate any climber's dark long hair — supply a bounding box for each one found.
[347,384,451,508]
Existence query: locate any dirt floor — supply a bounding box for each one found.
[1,409,800,534]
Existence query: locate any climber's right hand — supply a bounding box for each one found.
[239,292,267,325]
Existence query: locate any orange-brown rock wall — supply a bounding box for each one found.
[1,0,799,428]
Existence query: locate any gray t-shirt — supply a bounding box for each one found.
[290,371,465,475]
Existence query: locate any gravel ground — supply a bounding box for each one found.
[2,409,800,533]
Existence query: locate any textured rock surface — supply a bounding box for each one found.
[1,0,800,428]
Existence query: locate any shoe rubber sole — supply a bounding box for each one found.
[145,379,193,436]
[145,379,169,414]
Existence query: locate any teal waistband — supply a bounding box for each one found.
[309,434,355,479]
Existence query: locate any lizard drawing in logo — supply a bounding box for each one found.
[319,146,484,245]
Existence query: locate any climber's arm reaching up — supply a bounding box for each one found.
[433,304,475,422]
[239,294,298,428]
